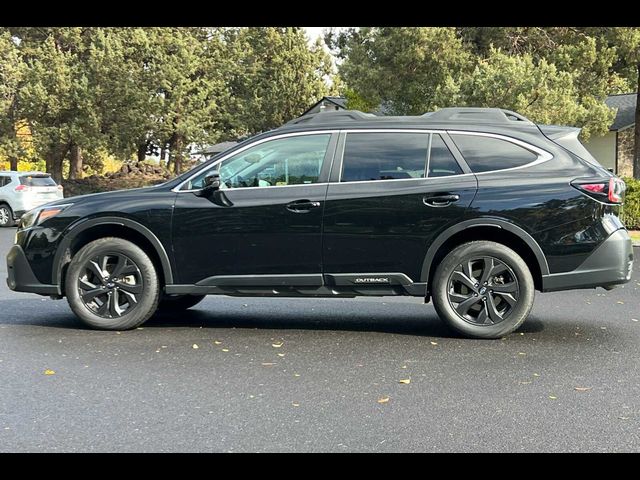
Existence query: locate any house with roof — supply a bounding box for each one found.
[583,93,637,176]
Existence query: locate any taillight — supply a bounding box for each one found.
[572,177,626,204]
[14,185,29,192]
[608,177,625,203]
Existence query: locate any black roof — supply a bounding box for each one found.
[301,96,348,115]
[606,93,636,131]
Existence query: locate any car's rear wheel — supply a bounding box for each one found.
[432,241,534,339]
[158,294,206,312]
[65,237,160,330]
[0,204,15,227]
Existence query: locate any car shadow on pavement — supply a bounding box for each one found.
[0,296,546,338]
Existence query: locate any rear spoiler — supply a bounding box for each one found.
[538,125,608,170]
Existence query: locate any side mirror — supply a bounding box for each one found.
[195,172,221,197]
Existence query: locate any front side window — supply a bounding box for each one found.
[184,134,331,190]
[450,134,539,173]
[341,133,430,182]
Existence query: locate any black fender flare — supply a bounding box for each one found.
[52,216,174,286]
[419,218,549,284]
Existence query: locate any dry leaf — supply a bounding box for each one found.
[398,379,411,384]
[293,373,301,377]
[377,396,390,404]
[213,341,222,345]
[192,344,199,349]
[430,341,438,346]
[617,301,624,304]
[277,353,285,357]
[44,369,55,375]
[272,342,283,348]
[533,373,540,377]
[520,381,532,385]
[261,362,275,366]
[548,395,557,400]
[632,318,638,322]
[402,365,407,369]
[221,349,229,352]
[518,352,526,355]
[292,402,300,407]
[574,387,591,392]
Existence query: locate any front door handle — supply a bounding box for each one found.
[423,194,460,207]
[286,199,321,213]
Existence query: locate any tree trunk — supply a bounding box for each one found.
[634,61,640,180]
[173,135,184,175]
[46,143,69,184]
[8,156,18,171]
[160,144,166,163]
[137,142,147,163]
[69,144,83,180]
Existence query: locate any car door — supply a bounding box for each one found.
[322,130,478,286]
[171,131,337,286]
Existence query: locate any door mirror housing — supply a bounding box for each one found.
[195,172,221,197]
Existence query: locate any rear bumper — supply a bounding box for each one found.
[6,244,60,296]
[542,229,634,292]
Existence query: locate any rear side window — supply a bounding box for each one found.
[20,175,57,187]
[0,176,9,187]
[341,133,430,182]
[451,134,538,173]
[429,135,462,177]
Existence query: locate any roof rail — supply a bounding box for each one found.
[285,110,376,126]
[423,107,534,125]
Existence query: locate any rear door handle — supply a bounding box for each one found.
[286,199,321,213]
[423,194,460,207]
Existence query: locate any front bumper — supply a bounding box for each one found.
[6,244,60,295]
[542,228,634,292]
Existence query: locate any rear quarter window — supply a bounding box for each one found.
[451,134,539,173]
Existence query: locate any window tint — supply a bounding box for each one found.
[20,175,56,186]
[451,134,538,173]
[429,135,462,177]
[185,134,331,190]
[0,176,8,187]
[341,133,429,182]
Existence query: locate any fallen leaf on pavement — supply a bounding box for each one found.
[221,349,229,352]
[632,319,638,322]
[213,341,222,345]
[192,344,199,349]
[292,402,300,407]
[44,369,55,375]
[430,341,438,346]
[399,379,411,384]
[377,396,390,404]
[518,352,526,355]
[272,342,283,348]
[533,373,540,377]
[574,387,592,392]
[617,301,624,304]
[520,381,532,385]
[261,362,276,366]
[277,353,285,357]
[293,373,300,377]
[548,395,557,400]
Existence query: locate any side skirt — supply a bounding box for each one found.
[165,272,427,298]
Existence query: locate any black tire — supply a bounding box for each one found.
[158,294,206,311]
[432,241,535,339]
[0,203,15,227]
[65,237,160,330]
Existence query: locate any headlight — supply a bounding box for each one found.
[20,204,73,229]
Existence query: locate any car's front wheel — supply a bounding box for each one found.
[65,237,160,330]
[432,241,535,339]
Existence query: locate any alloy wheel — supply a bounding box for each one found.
[77,253,144,318]
[446,256,519,326]
[0,207,9,226]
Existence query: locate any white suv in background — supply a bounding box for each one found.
[0,172,64,227]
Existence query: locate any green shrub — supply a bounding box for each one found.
[621,177,640,230]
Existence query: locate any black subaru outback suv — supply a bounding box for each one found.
[6,108,634,338]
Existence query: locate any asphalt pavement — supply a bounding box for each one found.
[0,226,639,452]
